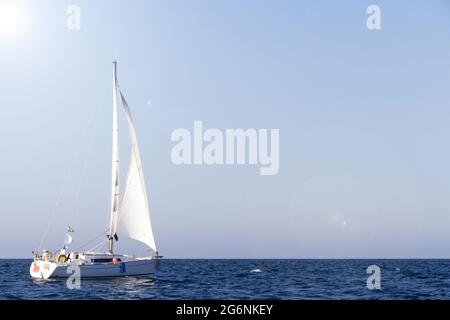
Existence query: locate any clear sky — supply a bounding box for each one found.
[1,0,450,258]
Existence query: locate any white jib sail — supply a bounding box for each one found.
[115,91,157,253]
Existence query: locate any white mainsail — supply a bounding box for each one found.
[113,91,157,253]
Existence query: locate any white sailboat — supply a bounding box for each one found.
[30,61,161,279]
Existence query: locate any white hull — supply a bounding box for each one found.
[30,258,157,279]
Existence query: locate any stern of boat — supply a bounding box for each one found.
[29,260,59,279]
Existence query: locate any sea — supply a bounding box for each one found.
[1,259,449,300]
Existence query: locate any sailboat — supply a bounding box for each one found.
[30,61,161,279]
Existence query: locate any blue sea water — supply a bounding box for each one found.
[1,259,450,299]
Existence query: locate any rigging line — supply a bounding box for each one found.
[68,94,104,225]
[37,155,78,251]
[38,94,104,251]
[75,230,108,251]
[87,240,108,253]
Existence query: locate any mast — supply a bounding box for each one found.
[108,61,120,253]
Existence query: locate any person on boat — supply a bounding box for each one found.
[112,257,121,264]
[32,251,39,261]
[42,249,51,262]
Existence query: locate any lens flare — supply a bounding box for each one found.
[0,2,25,36]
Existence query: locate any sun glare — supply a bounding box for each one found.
[0,2,25,37]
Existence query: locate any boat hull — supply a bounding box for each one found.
[30,258,156,279]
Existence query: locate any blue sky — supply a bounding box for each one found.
[1,0,450,258]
